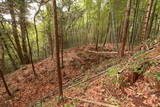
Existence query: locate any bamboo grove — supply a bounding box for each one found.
[0,0,160,97]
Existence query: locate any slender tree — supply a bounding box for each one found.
[129,0,140,50]
[19,0,30,64]
[119,0,132,57]
[7,0,24,64]
[95,0,101,51]
[0,21,17,55]
[33,2,42,59]
[25,23,37,77]
[141,0,154,41]
[0,33,12,96]
[52,0,63,98]
[147,0,157,39]
[46,3,54,58]
[60,28,64,68]
[33,0,50,59]
[0,21,18,69]
[103,13,111,47]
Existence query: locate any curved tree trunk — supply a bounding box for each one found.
[33,4,42,59]
[33,0,50,59]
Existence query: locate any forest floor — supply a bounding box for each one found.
[0,43,160,107]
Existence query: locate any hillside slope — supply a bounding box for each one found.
[41,43,160,107]
[0,43,160,107]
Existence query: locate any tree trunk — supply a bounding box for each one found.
[129,0,140,50]
[0,69,12,96]
[48,32,54,57]
[0,21,17,53]
[103,13,111,47]
[52,0,63,98]
[46,4,54,58]
[25,24,37,77]
[95,0,101,51]
[19,0,30,64]
[119,0,132,57]
[141,0,154,41]
[7,0,24,64]
[0,22,18,69]
[2,38,17,70]
[0,36,12,96]
[33,0,50,59]
[33,2,43,59]
[146,0,157,39]
[61,30,64,68]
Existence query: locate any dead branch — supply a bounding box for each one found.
[88,50,117,54]
[88,50,133,54]
[67,96,118,107]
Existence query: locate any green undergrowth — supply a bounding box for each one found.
[104,46,160,86]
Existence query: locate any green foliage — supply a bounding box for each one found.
[1,0,160,73]
[133,50,147,59]
[55,96,64,104]
[64,103,74,107]
[156,74,160,81]
[144,72,155,77]
[106,66,121,84]
[132,67,143,73]
[64,98,79,107]
[107,66,119,77]
[144,72,160,82]
[32,96,51,107]
[33,102,42,107]
[79,82,89,89]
